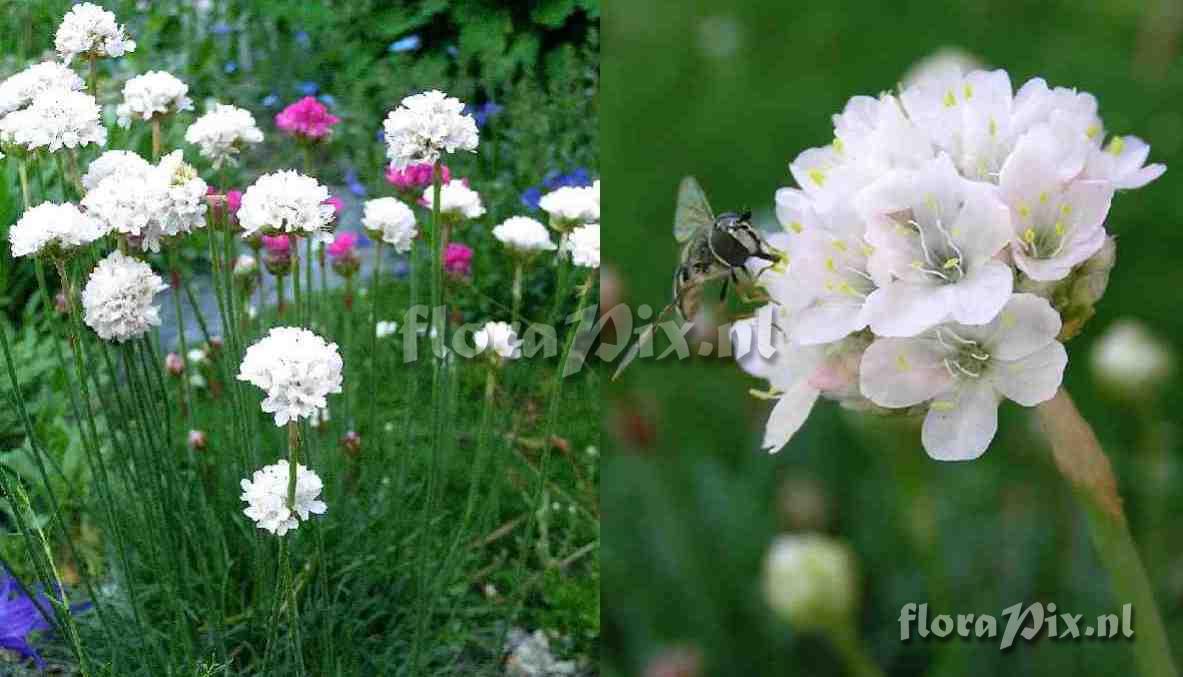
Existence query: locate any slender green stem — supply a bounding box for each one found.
[87,52,97,98]
[151,117,162,162]
[512,260,525,326]
[17,157,32,209]
[1037,390,1179,677]
[168,251,195,421]
[366,241,382,437]
[830,625,886,677]
[305,236,313,327]
[292,238,303,327]
[287,421,300,508]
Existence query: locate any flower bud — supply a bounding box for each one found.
[165,352,185,377]
[262,234,293,275]
[187,429,207,451]
[341,430,362,457]
[1091,319,1173,398]
[762,533,859,634]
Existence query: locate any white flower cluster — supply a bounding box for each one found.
[473,321,521,362]
[82,250,167,342]
[0,88,106,152]
[565,223,600,269]
[82,150,208,252]
[184,103,263,167]
[382,89,478,168]
[239,460,327,536]
[0,61,84,115]
[421,179,485,220]
[54,2,136,62]
[361,197,417,252]
[116,71,193,127]
[738,69,1164,461]
[9,202,108,258]
[238,327,344,426]
[237,170,336,242]
[539,183,599,229]
[493,216,556,255]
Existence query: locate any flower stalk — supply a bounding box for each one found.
[1036,390,1178,677]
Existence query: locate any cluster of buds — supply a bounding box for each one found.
[261,234,293,276]
[327,231,361,278]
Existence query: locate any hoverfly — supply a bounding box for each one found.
[612,176,781,380]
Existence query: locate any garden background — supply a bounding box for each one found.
[602,0,1183,675]
[1,0,600,674]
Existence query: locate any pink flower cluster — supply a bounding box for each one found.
[327,231,359,259]
[443,242,472,278]
[386,162,450,192]
[275,96,340,140]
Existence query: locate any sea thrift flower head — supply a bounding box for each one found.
[420,179,485,221]
[165,352,185,377]
[82,150,208,252]
[9,202,108,259]
[382,89,479,168]
[473,321,521,363]
[185,103,263,167]
[237,170,336,242]
[82,250,168,342]
[328,231,361,277]
[443,242,473,278]
[362,197,418,252]
[0,88,106,152]
[492,216,556,256]
[238,327,344,426]
[239,460,327,535]
[539,184,599,230]
[116,71,192,127]
[0,61,84,115]
[763,533,859,634]
[54,3,136,62]
[565,223,600,269]
[82,150,150,191]
[1091,319,1174,397]
[274,96,340,140]
[187,429,207,451]
[385,162,450,192]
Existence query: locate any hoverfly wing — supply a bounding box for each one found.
[611,302,677,381]
[673,176,715,244]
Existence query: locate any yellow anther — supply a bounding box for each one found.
[1022,228,1036,244]
[1060,203,1072,216]
[988,117,998,136]
[833,137,845,153]
[837,281,856,296]
[943,90,956,107]
[942,257,961,270]
[809,169,826,187]
[1054,220,1066,236]
[825,257,837,272]
[1038,191,1049,204]
[930,399,955,411]
[1001,310,1016,329]
[788,221,804,234]
[832,239,848,252]
[896,354,911,372]
[1107,136,1126,156]
[749,387,784,401]
[1018,204,1030,219]
[861,244,875,257]
[963,83,974,100]
[1086,124,1100,140]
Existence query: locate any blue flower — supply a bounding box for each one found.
[223,61,238,74]
[297,81,319,96]
[0,571,90,668]
[391,258,410,279]
[211,21,231,36]
[318,94,337,108]
[388,35,421,53]
[521,167,593,209]
[345,168,367,197]
[262,93,280,108]
[471,101,503,128]
[295,30,311,48]
[446,45,459,58]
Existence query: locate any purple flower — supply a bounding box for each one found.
[520,167,593,209]
[295,30,311,48]
[469,101,502,128]
[0,571,90,668]
[297,81,319,97]
[344,168,367,197]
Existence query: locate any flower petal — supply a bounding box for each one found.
[865,282,953,337]
[986,293,1062,360]
[860,336,954,407]
[951,261,1013,325]
[991,341,1067,406]
[792,300,867,345]
[762,381,821,453]
[921,382,1001,460]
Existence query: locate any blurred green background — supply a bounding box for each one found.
[602,0,1182,675]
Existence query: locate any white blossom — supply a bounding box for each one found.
[82,149,151,190]
[361,197,417,252]
[239,460,327,535]
[184,103,263,168]
[82,250,168,342]
[473,321,521,361]
[0,88,106,152]
[420,179,485,220]
[54,2,136,62]
[116,71,193,127]
[237,170,336,242]
[382,89,478,168]
[0,61,84,115]
[1091,319,1173,394]
[763,534,859,632]
[565,223,600,269]
[238,327,344,426]
[859,293,1067,460]
[1084,134,1167,190]
[493,216,555,255]
[9,202,108,258]
[538,185,598,227]
[82,150,207,252]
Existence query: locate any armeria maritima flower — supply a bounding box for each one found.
[382,89,478,168]
[361,197,418,252]
[237,170,336,242]
[54,2,136,63]
[82,250,168,342]
[238,327,344,426]
[185,103,264,168]
[116,71,192,127]
[240,460,326,535]
[10,202,107,258]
